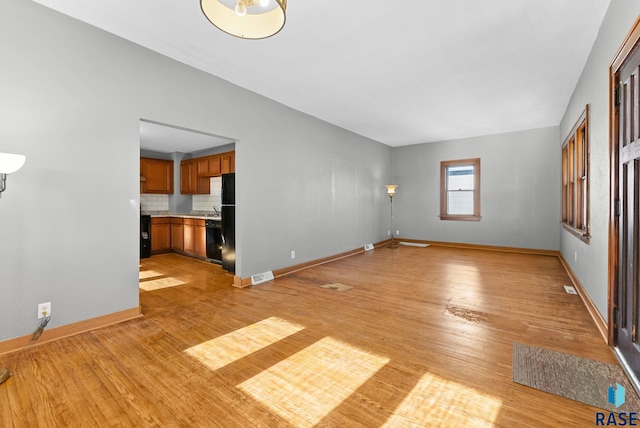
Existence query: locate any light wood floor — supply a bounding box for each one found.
[0,245,619,427]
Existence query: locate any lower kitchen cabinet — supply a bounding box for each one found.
[151,217,207,260]
[170,218,184,252]
[195,220,206,257]
[151,218,171,254]
[183,219,196,254]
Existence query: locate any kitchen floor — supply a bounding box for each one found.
[139,253,233,316]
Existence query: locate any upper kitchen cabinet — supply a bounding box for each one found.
[180,160,197,194]
[141,158,174,194]
[181,151,235,194]
[181,159,210,194]
[199,156,221,176]
[221,151,235,174]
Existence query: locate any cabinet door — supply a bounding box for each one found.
[141,158,174,194]
[221,152,235,174]
[189,162,198,193]
[208,156,222,175]
[171,221,184,251]
[180,162,190,194]
[180,160,199,194]
[151,222,171,254]
[198,158,210,176]
[195,221,206,257]
[183,219,195,254]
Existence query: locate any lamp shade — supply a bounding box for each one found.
[201,0,287,39]
[0,153,26,174]
[386,184,397,196]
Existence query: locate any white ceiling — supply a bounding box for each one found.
[139,120,234,154]
[34,0,611,147]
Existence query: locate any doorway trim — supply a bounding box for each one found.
[608,14,640,393]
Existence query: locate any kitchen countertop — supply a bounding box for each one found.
[142,212,222,221]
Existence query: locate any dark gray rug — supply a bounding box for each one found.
[512,342,640,412]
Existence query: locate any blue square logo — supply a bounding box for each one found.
[608,383,626,408]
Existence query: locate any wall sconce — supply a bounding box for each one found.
[386,185,398,249]
[0,152,26,199]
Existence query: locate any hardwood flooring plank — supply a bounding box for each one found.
[0,247,621,427]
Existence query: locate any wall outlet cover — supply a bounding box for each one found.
[37,302,51,319]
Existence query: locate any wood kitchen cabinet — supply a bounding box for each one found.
[150,217,171,254]
[181,151,235,193]
[183,218,196,254]
[180,159,210,194]
[221,151,235,174]
[180,160,196,194]
[141,158,174,194]
[170,217,184,251]
[183,219,206,257]
[194,220,206,257]
[199,156,221,176]
[149,216,207,260]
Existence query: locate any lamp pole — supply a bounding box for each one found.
[386,185,398,249]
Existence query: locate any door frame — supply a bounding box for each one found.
[609,15,640,393]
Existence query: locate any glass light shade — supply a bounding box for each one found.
[0,153,26,174]
[386,184,397,196]
[201,0,286,39]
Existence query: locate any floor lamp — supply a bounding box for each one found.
[0,152,26,385]
[386,185,398,249]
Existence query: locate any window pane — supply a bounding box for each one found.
[447,166,475,191]
[448,190,474,214]
[440,158,480,221]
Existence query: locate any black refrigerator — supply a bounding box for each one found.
[221,173,236,273]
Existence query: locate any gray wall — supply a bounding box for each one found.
[392,127,560,250]
[559,1,640,319]
[0,0,390,341]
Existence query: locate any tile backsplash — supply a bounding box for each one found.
[193,176,222,211]
[141,177,221,214]
[140,194,169,212]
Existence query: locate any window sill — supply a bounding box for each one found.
[561,222,590,244]
[440,215,481,222]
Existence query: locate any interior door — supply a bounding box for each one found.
[617,42,640,375]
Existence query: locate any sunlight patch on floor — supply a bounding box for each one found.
[139,269,166,280]
[139,276,186,291]
[238,337,389,427]
[185,317,305,371]
[383,372,502,427]
[445,263,485,303]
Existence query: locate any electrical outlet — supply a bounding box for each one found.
[396,230,400,235]
[37,302,51,319]
[291,250,295,259]
[388,230,391,236]
[574,251,577,262]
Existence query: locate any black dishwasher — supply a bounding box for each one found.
[205,219,222,263]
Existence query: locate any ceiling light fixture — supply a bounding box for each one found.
[0,152,26,199]
[200,0,287,39]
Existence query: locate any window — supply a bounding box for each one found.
[561,105,589,243]
[440,158,481,221]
